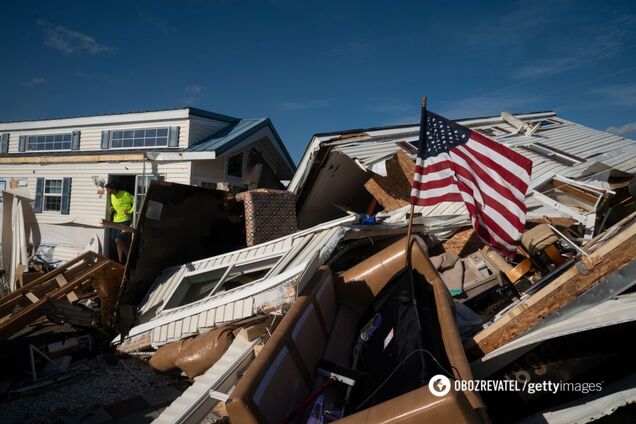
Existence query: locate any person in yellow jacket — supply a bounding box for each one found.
[105,181,135,263]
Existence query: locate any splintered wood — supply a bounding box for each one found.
[364,150,415,211]
[0,252,124,340]
[442,228,484,257]
[466,218,636,359]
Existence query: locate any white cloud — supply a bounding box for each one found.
[185,85,203,93]
[277,99,330,111]
[37,19,115,54]
[139,13,177,33]
[20,78,46,87]
[607,122,636,137]
[588,83,636,107]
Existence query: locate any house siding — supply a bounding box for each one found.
[188,116,231,147]
[0,160,191,262]
[5,119,190,154]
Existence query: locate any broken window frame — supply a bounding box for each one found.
[530,118,563,129]
[523,143,585,166]
[530,175,613,240]
[160,253,285,313]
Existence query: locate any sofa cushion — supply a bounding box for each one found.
[323,305,359,368]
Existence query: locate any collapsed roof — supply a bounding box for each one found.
[289,111,636,228]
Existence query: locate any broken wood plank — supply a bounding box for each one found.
[66,292,79,303]
[100,219,134,232]
[0,153,145,165]
[465,218,636,359]
[364,150,416,212]
[0,252,94,314]
[0,258,117,340]
[25,293,39,303]
[55,275,68,287]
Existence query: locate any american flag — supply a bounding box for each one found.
[410,108,533,256]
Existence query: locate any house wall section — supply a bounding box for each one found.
[4,118,191,154]
[0,160,191,261]
[188,116,231,146]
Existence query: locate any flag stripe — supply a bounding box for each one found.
[410,109,533,256]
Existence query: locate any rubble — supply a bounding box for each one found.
[1,110,635,423]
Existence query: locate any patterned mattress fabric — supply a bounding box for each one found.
[235,189,297,246]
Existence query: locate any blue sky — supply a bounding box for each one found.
[1,0,635,162]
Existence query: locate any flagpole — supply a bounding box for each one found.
[405,96,427,267]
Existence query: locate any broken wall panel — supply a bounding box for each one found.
[296,151,372,229]
[117,182,246,335]
[364,150,415,212]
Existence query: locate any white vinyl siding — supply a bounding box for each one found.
[0,161,191,226]
[5,119,190,153]
[188,116,232,146]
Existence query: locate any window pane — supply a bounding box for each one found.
[155,137,167,146]
[124,131,134,138]
[157,128,168,137]
[165,267,229,309]
[64,134,72,142]
[111,139,122,148]
[133,138,144,147]
[112,131,123,139]
[134,130,145,138]
[145,138,156,147]
[123,139,133,148]
[228,153,243,178]
[44,195,62,211]
[146,129,156,138]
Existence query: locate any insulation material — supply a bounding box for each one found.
[236,189,297,246]
[175,326,235,378]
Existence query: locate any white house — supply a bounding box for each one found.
[0,107,296,263]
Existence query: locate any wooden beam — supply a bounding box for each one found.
[0,252,94,316]
[364,150,416,212]
[0,153,146,165]
[465,218,636,359]
[0,258,116,340]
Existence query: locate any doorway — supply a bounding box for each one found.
[104,175,136,260]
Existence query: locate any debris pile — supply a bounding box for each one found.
[1,110,635,423]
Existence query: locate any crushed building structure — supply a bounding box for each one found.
[1,109,635,423]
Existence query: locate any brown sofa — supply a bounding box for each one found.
[227,235,488,423]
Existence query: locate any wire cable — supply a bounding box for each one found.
[355,348,459,410]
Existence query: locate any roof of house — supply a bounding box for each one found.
[289,111,636,220]
[186,117,296,169]
[0,107,237,127]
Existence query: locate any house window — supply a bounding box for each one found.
[227,152,244,178]
[26,134,72,151]
[163,255,282,310]
[532,118,562,129]
[110,128,169,149]
[135,175,164,209]
[43,179,63,212]
[523,143,584,166]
